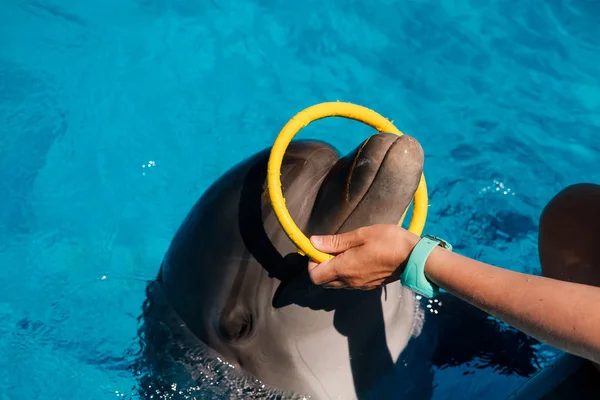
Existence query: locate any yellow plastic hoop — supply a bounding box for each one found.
[267,101,428,263]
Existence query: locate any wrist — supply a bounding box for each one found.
[393,228,420,270]
[400,228,421,257]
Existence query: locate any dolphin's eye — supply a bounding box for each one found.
[218,310,254,343]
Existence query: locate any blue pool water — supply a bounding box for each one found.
[1,0,600,398]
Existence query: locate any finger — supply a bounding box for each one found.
[310,229,364,254]
[323,280,348,289]
[308,259,339,286]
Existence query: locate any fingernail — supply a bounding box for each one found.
[311,236,322,246]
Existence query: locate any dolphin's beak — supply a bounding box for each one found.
[306,132,421,237]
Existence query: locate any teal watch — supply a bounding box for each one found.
[400,234,452,298]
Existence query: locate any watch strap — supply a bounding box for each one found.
[400,235,452,298]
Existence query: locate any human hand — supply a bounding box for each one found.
[307,224,420,290]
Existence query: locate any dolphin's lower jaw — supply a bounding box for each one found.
[136,280,312,400]
[268,282,423,399]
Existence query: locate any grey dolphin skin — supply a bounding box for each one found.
[134,132,543,399]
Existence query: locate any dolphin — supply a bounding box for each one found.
[134,132,542,399]
[139,132,427,399]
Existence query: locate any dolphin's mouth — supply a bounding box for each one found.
[344,133,405,205]
[343,135,377,203]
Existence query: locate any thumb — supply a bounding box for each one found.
[310,230,363,254]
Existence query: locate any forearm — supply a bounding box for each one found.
[424,247,600,364]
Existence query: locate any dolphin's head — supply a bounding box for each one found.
[157,131,425,398]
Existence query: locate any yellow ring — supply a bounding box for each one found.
[267,101,428,263]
